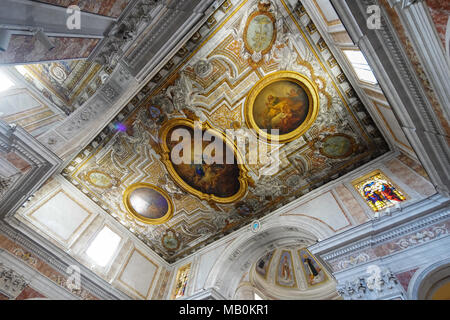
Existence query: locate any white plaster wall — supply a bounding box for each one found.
[287,192,351,232]
[30,191,90,242]
[116,248,159,299]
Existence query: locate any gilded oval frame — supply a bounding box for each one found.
[86,170,114,189]
[159,118,249,204]
[243,9,277,55]
[123,183,174,225]
[244,71,320,143]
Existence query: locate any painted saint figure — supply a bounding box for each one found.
[362,178,405,211]
[281,255,291,280]
[174,268,189,299]
[299,250,327,286]
[304,254,320,277]
[260,87,308,134]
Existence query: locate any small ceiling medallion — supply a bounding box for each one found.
[251,220,261,233]
[86,170,118,189]
[161,229,181,251]
[319,133,356,159]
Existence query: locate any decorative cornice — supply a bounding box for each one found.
[308,193,449,261]
[321,206,449,262]
[91,0,160,67]
[388,0,424,9]
[0,120,61,219]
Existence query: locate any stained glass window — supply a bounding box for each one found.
[172,263,191,299]
[354,171,406,212]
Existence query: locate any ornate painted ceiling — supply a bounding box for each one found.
[15,60,109,114]
[62,0,389,263]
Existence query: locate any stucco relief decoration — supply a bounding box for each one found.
[336,252,372,271]
[337,267,401,300]
[148,73,208,124]
[388,224,448,252]
[0,264,28,298]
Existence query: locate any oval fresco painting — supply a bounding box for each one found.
[159,119,248,204]
[245,71,319,143]
[320,134,355,159]
[87,170,114,189]
[244,10,276,54]
[123,183,174,224]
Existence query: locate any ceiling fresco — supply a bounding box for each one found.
[62,0,389,263]
[15,60,110,114]
[251,245,336,299]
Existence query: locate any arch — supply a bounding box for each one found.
[233,280,269,300]
[204,215,335,299]
[233,281,256,300]
[248,246,339,300]
[408,258,450,300]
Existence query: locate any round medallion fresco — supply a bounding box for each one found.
[50,64,67,82]
[243,10,276,54]
[123,183,174,225]
[86,170,114,189]
[244,71,319,143]
[319,134,355,159]
[161,229,180,251]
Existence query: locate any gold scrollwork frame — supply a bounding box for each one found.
[243,9,277,55]
[159,118,249,204]
[244,71,320,143]
[123,183,174,225]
